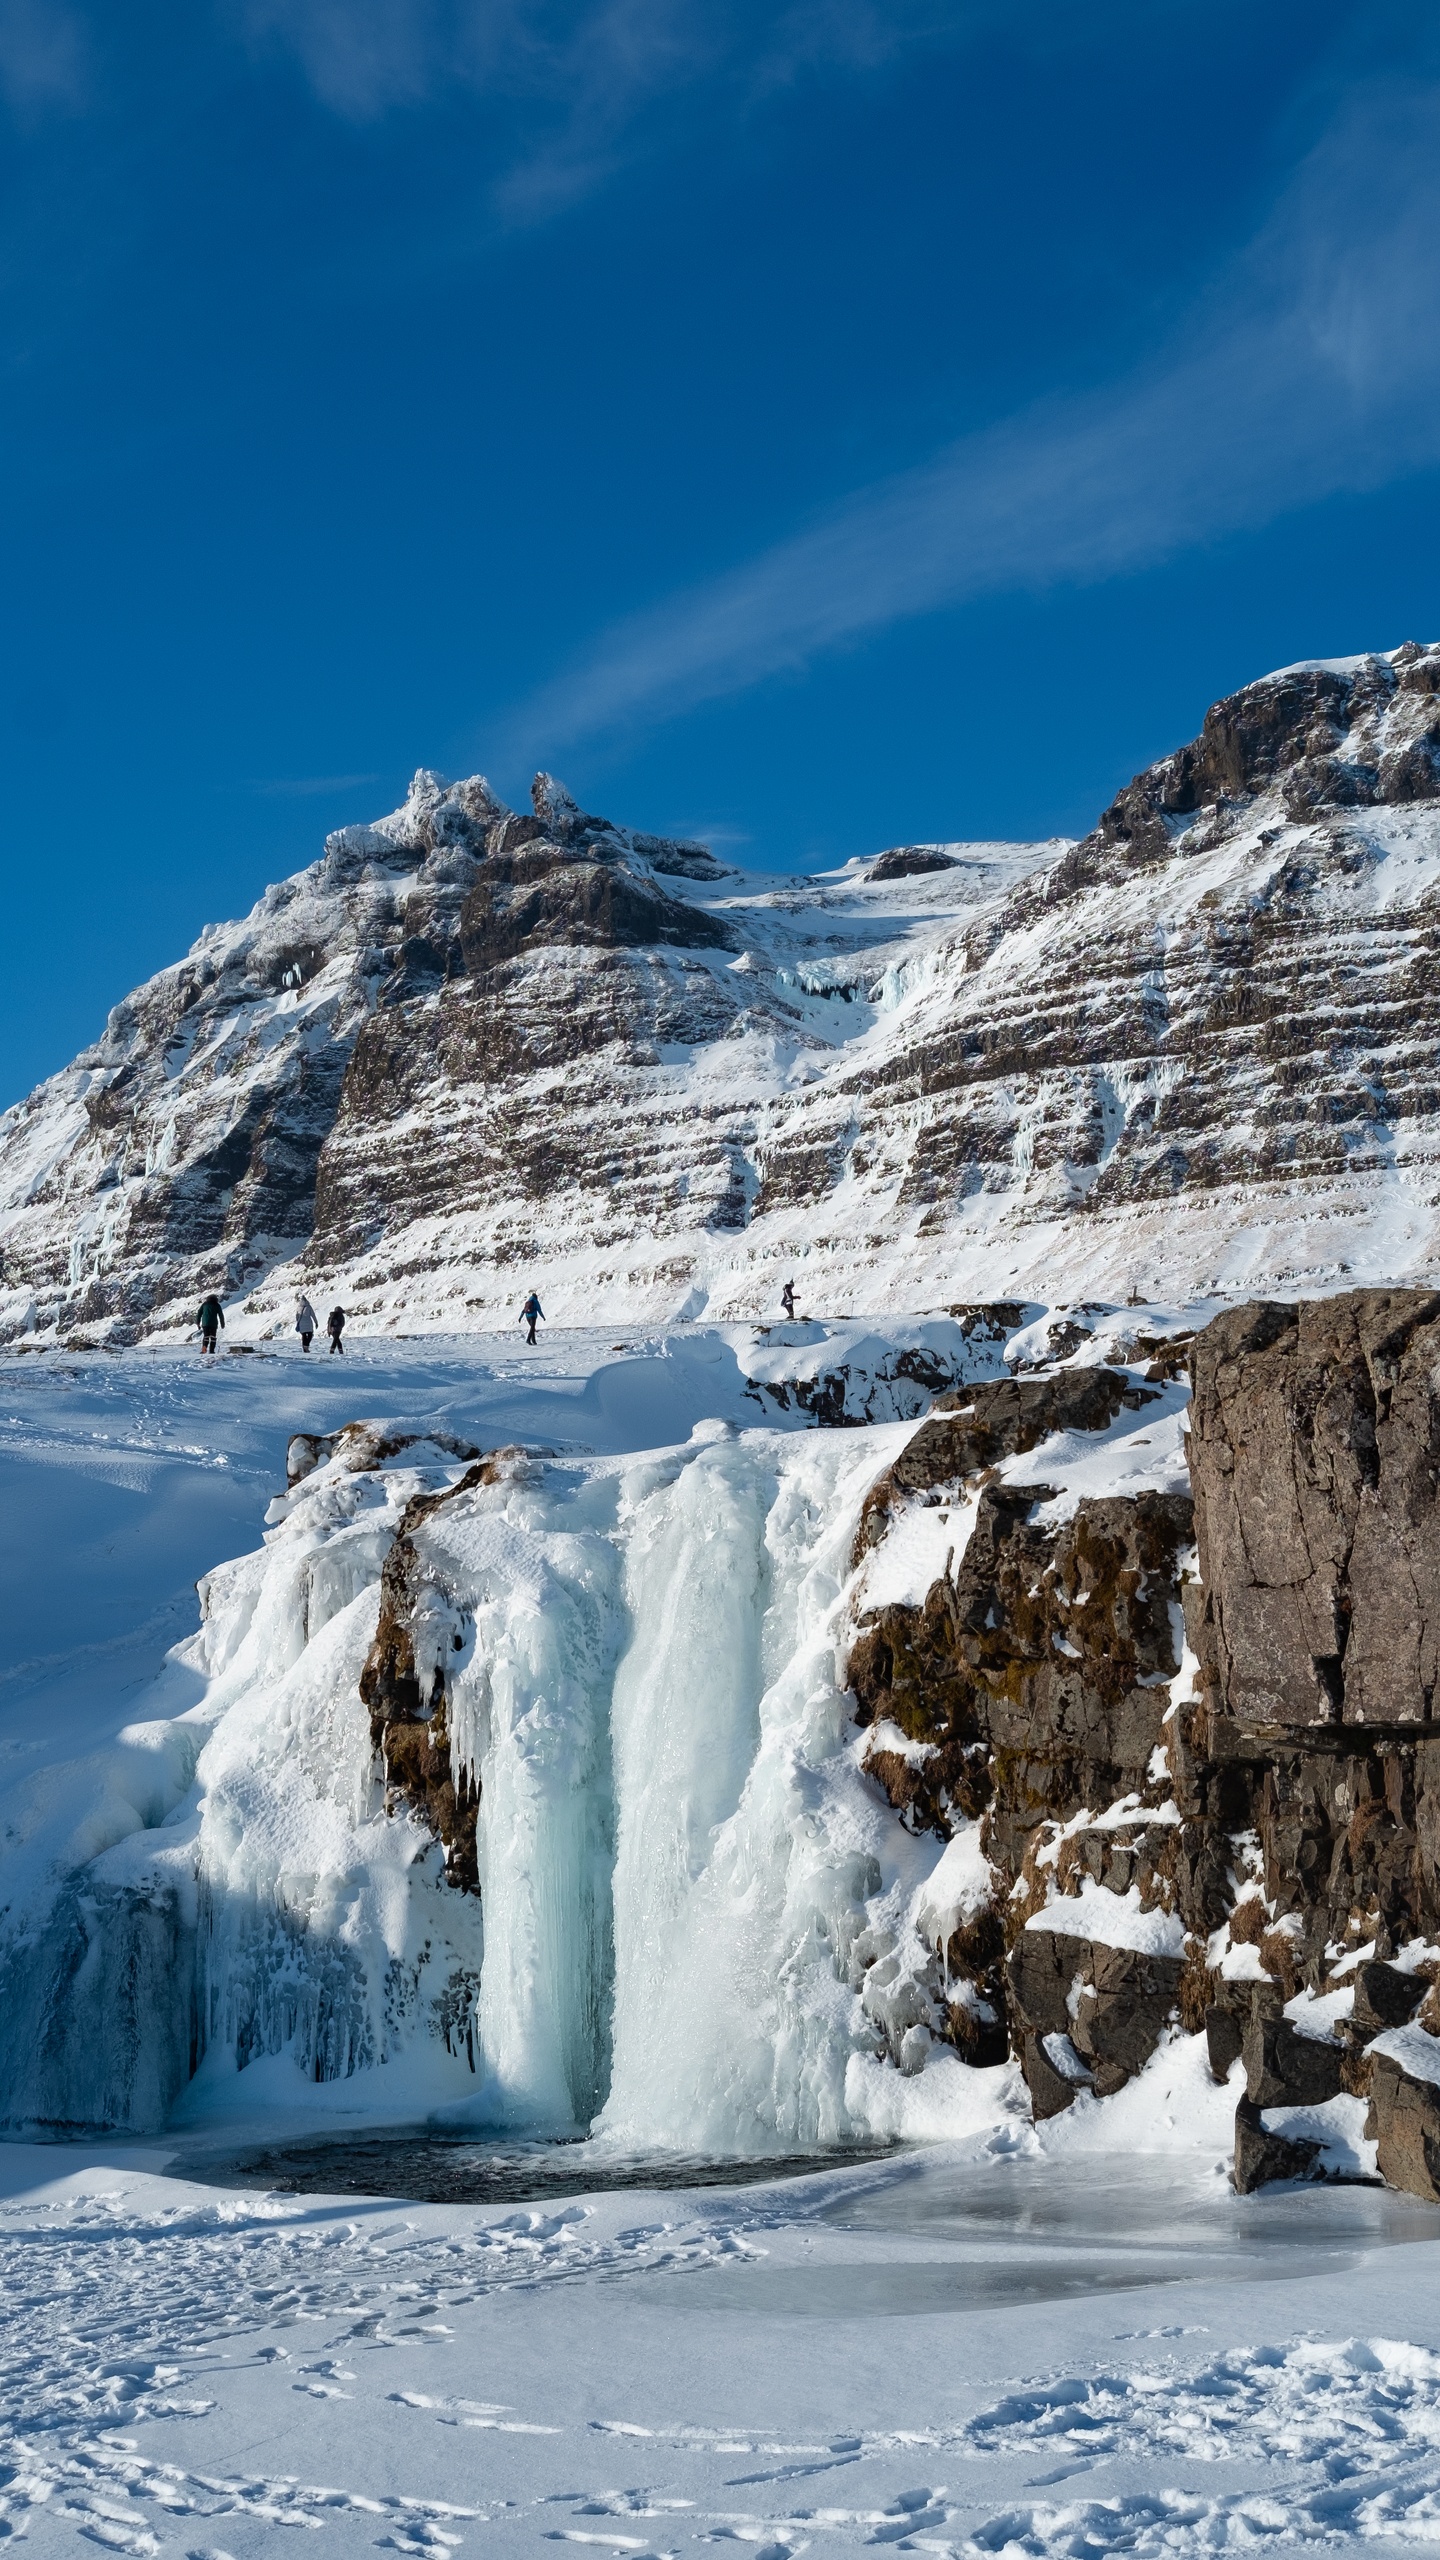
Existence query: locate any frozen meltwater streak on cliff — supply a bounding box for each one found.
[0,1410,994,2149]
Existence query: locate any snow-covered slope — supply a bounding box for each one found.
[2,644,1439,1346]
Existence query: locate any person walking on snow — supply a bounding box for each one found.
[780,1279,796,1320]
[295,1295,317,1352]
[326,1305,346,1354]
[197,1294,225,1355]
[520,1290,545,1347]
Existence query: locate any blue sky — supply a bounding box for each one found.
[2,0,1438,1102]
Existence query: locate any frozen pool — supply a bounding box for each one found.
[188,2128,898,2205]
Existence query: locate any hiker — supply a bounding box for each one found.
[295,1294,317,1353]
[326,1305,346,1354]
[197,1293,225,1355]
[780,1280,795,1320]
[519,1290,545,1347]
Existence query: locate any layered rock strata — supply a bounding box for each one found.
[6,645,1440,1342]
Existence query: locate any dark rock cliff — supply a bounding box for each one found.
[848,1288,1440,2194]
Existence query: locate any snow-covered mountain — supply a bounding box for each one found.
[2,642,1438,1345]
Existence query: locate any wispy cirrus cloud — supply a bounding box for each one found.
[248,772,382,796]
[0,0,86,115]
[499,78,1440,755]
[232,0,971,213]
[236,0,954,116]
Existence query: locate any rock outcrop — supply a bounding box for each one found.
[357,1450,535,1896]
[1180,1292,1440,1977]
[848,1351,1195,2101]
[853,1364,1145,1553]
[848,1285,1440,2182]
[1366,2034,1440,2200]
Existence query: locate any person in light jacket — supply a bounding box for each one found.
[295,1294,317,1352]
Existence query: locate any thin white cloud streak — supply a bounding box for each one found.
[0,0,86,113]
[250,772,382,796]
[234,0,968,213]
[238,0,953,118]
[504,81,1440,755]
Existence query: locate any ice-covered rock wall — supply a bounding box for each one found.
[0,1416,993,2144]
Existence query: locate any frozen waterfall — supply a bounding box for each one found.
[0,1415,1000,2149]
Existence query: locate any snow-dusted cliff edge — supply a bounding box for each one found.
[3,643,1439,1344]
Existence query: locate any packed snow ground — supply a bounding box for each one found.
[7,2109,1440,2558]
[8,1320,1440,2554]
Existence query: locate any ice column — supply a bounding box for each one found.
[444,1507,625,2128]
[603,1437,775,2107]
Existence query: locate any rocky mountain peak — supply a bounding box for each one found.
[1066,641,1440,887]
[531,771,596,839]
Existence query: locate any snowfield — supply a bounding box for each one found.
[5,1321,1440,2555]
[6,2127,1440,2557]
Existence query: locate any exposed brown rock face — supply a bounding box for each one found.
[1367,2046,1440,2200]
[868,847,957,880]
[1187,1292,1440,1730]
[853,1366,1141,1555]
[851,1470,1192,1868]
[847,1289,1440,2178]
[458,843,734,972]
[1177,1291,1440,1980]
[1059,648,1440,893]
[848,1359,1195,2099]
[1006,1931,1185,2104]
[358,1456,514,1896]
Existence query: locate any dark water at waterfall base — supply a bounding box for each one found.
[200,2131,898,2205]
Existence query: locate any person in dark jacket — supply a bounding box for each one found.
[295,1294,317,1352]
[197,1294,224,1354]
[520,1290,545,1347]
[327,1305,346,1354]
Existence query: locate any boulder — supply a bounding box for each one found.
[1022,2032,1093,2120]
[1367,2039,1440,2201]
[1233,2094,1323,2193]
[1351,1960,1427,2038]
[1243,2013,1343,2108]
[1205,2001,1245,2082]
[1007,1927,1184,2104]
